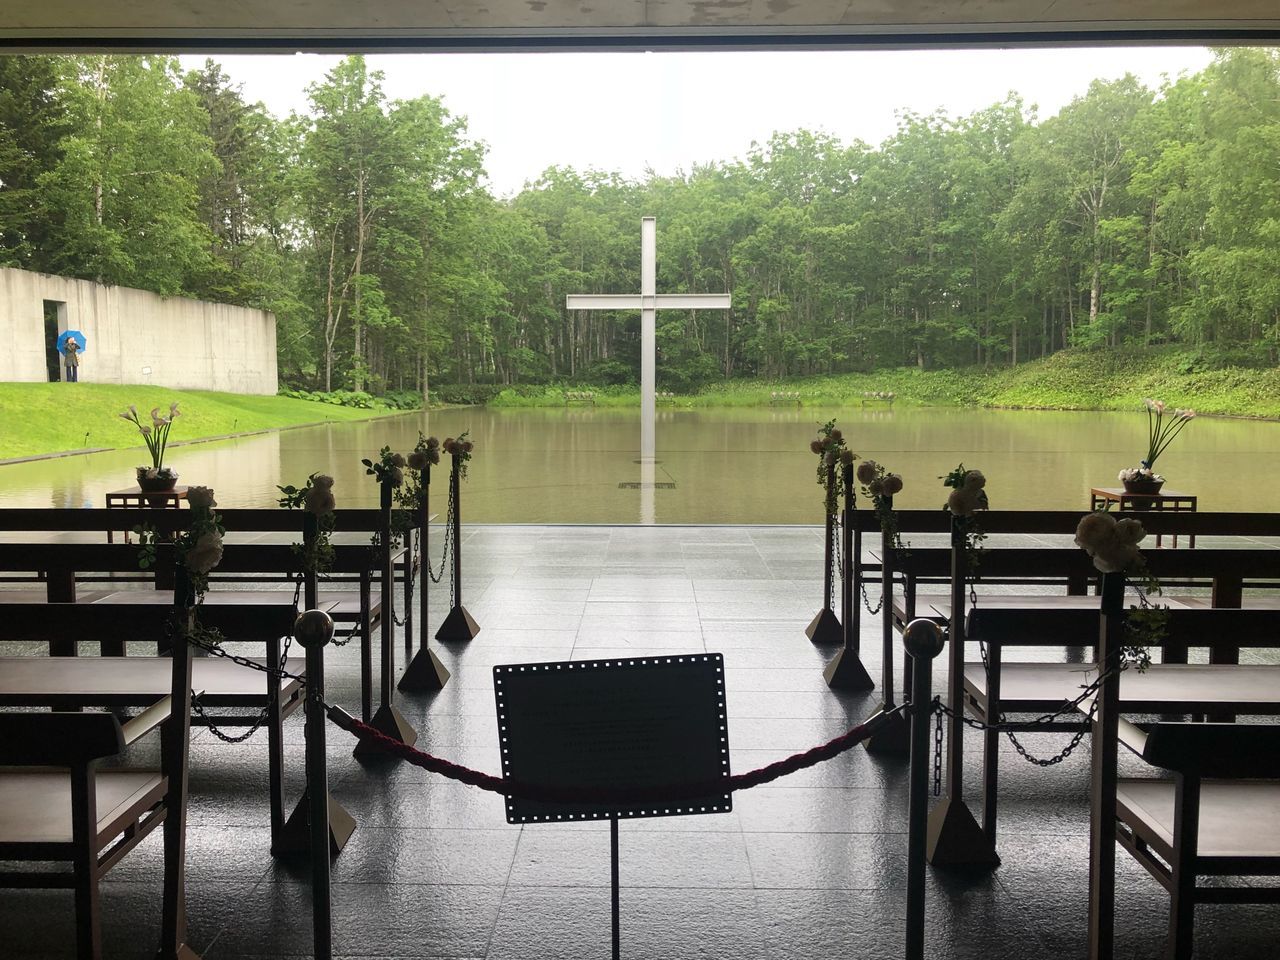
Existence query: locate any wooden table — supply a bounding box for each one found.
[0,655,303,709]
[1090,487,1198,548]
[104,486,189,544]
[966,662,1280,715]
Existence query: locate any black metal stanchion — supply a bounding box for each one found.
[863,494,912,754]
[806,459,843,646]
[294,608,336,960]
[159,569,198,960]
[904,618,945,960]
[435,453,479,642]
[610,815,621,960]
[825,461,873,688]
[278,515,357,856]
[1088,571,1125,960]
[354,481,418,757]
[926,514,999,868]
[401,462,450,691]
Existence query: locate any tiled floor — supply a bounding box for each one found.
[3,525,1279,959]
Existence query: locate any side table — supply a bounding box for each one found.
[1089,487,1197,548]
[105,486,190,543]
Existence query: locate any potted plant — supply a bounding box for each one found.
[1119,399,1196,495]
[119,402,181,492]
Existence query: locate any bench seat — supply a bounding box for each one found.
[0,656,305,709]
[1179,596,1280,610]
[964,662,1280,716]
[1117,779,1280,867]
[0,589,109,603]
[0,768,166,848]
[325,591,381,622]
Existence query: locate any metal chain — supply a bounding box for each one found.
[860,581,885,616]
[390,527,420,628]
[427,483,455,585]
[191,694,272,744]
[932,706,944,797]
[328,620,359,647]
[180,616,300,743]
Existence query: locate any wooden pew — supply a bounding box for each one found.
[849,510,1280,706]
[960,601,1280,847]
[0,598,310,855]
[0,584,198,959]
[921,531,1280,867]
[0,712,172,959]
[1112,719,1280,960]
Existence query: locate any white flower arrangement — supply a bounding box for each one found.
[1075,511,1146,574]
[944,468,988,517]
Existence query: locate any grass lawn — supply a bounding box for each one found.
[0,383,395,461]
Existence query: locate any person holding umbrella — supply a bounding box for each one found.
[56,330,86,383]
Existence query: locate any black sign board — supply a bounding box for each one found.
[494,653,731,824]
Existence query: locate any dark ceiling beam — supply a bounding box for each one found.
[0,25,1278,55]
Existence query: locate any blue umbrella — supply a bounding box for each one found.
[57,330,86,355]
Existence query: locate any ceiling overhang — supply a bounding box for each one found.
[0,1,1278,52]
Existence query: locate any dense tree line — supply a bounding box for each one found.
[1,50,1277,394]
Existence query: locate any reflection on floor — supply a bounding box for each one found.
[3,525,1278,959]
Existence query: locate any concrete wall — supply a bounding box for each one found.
[0,267,278,394]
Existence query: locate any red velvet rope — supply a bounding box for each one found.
[327,703,906,805]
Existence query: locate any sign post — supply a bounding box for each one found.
[494,654,731,958]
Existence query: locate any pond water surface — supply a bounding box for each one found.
[2,406,1277,522]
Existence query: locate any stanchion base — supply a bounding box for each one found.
[273,789,358,858]
[398,646,451,692]
[805,607,843,646]
[158,944,201,960]
[862,703,911,757]
[434,605,480,643]
[823,647,875,691]
[353,703,419,760]
[926,794,1000,869]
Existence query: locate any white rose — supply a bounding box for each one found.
[185,531,224,575]
[305,486,336,515]
[388,466,404,487]
[407,451,430,471]
[1074,511,1115,552]
[187,486,216,510]
[948,488,980,517]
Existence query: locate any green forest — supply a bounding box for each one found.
[1,50,1278,401]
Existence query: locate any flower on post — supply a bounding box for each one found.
[185,531,224,575]
[944,467,988,517]
[186,486,216,511]
[304,475,336,516]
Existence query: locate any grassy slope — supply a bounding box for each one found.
[0,383,390,460]
[488,348,1280,419]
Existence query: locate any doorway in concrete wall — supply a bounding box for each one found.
[43,300,67,381]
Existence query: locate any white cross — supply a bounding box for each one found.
[567,217,731,467]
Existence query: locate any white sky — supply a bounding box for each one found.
[185,47,1217,197]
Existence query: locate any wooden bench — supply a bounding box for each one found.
[0,587,198,959]
[0,598,313,855]
[916,527,1280,867]
[1113,718,1280,960]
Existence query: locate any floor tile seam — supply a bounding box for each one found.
[484,822,526,960]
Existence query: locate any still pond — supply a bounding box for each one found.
[1,406,1277,522]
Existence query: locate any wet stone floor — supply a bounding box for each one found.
[3,525,1279,959]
